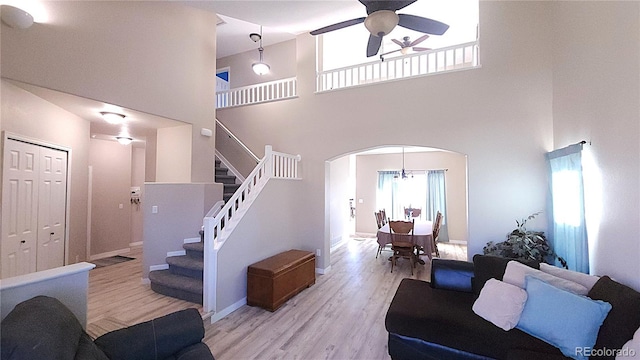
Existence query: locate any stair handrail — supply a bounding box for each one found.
[215,119,260,163]
[202,145,301,314]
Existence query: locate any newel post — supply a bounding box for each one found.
[265,145,273,178]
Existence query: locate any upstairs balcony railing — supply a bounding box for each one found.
[316,41,479,93]
[216,77,297,109]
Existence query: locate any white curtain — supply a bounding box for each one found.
[426,170,449,242]
[377,171,427,220]
[546,143,588,273]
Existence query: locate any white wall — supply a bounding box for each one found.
[1,80,90,264]
[354,151,468,241]
[217,179,310,310]
[156,125,193,183]
[143,183,223,279]
[217,1,554,270]
[217,40,297,88]
[131,147,145,245]
[550,2,640,289]
[329,156,352,247]
[89,139,132,257]
[1,1,217,182]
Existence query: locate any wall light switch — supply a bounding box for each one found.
[358,199,364,204]
[152,206,158,214]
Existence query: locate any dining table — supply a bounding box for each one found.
[377,220,434,261]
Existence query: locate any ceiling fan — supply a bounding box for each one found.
[309,0,449,58]
[380,34,431,59]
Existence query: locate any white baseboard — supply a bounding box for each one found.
[316,265,331,275]
[210,297,247,324]
[184,237,200,244]
[141,278,150,285]
[89,248,131,261]
[149,264,169,271]
[448,239,467,245]
[167,250,186,257]
[129,241,143,247]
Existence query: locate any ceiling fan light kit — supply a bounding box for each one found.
[364,10,399,37]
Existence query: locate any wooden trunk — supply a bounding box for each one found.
[247,250,316,312]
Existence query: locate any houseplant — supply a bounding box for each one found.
[483,212,567,268]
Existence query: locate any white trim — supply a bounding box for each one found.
[149,264,169,271]
[315,265,330,275]
[167,250,185,257]
[448,239,467,245]
[210,297,246,324]
[215,150,246,183]
[87,166,93,262]
[183,237,200,244]
[141,278,150,285]
[129,241,143,247]
[89,248,131,261]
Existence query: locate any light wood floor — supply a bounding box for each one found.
[87,238,466,359]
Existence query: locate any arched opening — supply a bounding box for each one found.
[325,145,468,269]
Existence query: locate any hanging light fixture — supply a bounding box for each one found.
[394,147,412,180]
[250,26,270,75]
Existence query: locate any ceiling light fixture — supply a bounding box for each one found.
[394,147,413,180]
[364,10,399,38]
[250,26,270,75]
[100,112,125,125]
[1,5,34,29]
[116,136,133,145]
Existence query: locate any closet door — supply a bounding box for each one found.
[1,138,68,278]
[1,139,39,278]
[36,146,68,271]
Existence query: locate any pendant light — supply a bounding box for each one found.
[250,26,270,75]
[394,147,412,180]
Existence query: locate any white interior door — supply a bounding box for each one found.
[1,139,39,278]
[1,138,68,278]
[36,146,68,271]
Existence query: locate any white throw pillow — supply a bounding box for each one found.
[503,261,589,296]
[617,326,640,359]
[539,263,600,292]
[472,278,528,331]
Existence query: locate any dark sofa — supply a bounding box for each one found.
[385,257,640,360]
[1,296,214,360]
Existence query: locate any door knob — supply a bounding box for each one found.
[20,240,26,244]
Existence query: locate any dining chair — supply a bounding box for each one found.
[432,211,443,258]
[389,219,416,275]
[375,210,390,258]
[411,208,422,219]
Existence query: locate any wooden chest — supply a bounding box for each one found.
[247,250,316,312]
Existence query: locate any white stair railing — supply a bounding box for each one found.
[216,77,297,109]
[202,145,301,315]
[316,41,479,92]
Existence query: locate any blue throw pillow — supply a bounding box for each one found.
[516,276,612,360]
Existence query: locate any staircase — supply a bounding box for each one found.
[149,236,204,304]
[149,161,238,304]
[215,159,240,203]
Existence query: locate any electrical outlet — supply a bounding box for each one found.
[152,206,158,214]
[316,249,321,257]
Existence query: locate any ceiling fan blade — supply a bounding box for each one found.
[367,34,383,57]
[360,0,417,14]
[310,17,366,35]
[397,14,449,35]
[412,47,432,52]
[409,34,430,47]
[392,38,404,47]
